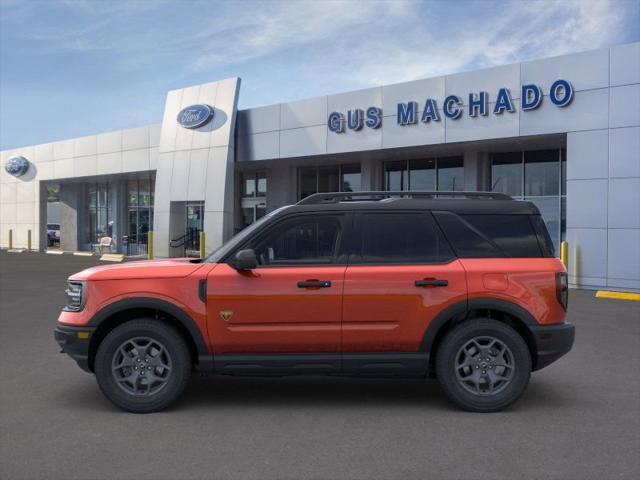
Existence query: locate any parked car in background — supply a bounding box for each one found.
[54,191,574,413]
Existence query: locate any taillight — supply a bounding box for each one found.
[556,272,568,310]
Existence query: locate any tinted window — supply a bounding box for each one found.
[353,213,454,264]
[434,212,544,258]
[462,215,542,257]
[531,215,556,257]
[434,212,502,258]
[250,216,341,265]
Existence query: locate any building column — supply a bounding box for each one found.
[266,166,296,211]
[59,183,80,252]
[463,151,491,191]
[361,157,382,190]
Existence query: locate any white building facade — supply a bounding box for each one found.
[1,43,639,291]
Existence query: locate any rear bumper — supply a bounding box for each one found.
[54,325,95,372]
[530,322,575,371]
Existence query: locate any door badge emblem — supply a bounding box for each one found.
[219,310,234,321]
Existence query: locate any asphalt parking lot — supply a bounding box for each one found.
[0,251,639,480]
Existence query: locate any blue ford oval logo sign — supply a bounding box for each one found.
[5,156,30,177]
[176,104,214,129]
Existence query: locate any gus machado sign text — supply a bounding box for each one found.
[327,79,573,133]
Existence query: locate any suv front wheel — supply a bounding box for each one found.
[95,319,192,413]
[436,318,531,412]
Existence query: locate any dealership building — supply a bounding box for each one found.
[1,42,639,291]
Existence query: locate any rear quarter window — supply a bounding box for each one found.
[434,212,546,258]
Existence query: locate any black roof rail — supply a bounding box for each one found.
[297,191,513,205]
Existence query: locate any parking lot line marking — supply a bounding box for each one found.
[595,291,640,302]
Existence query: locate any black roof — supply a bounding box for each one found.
[284,191,540,215]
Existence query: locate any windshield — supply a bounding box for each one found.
[205,206,291,263]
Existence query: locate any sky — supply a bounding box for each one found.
[1,0,639,150]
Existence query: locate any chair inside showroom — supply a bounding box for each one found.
[94,236,113,254]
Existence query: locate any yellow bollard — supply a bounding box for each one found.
[199,231,205,259]
[28,229,32,252]
[560,241,568,269]
[8,229,12,249]
[147,231,154,260]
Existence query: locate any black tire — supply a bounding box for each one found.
[95,319,192,413]
[435,318,531,412]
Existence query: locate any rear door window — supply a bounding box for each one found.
[351,212,454,264]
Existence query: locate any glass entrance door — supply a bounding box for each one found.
[239,171,267,230]
[125,178,154,256]
[185,202,204,257]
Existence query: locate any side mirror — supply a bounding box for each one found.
[229,249,258,270]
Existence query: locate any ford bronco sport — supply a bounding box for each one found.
[55,191,574,413]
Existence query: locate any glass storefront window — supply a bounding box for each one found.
[437,156,464,191]
[257,174,267,197]
[242,172,267,198]
[384,161,406,191]
[525,149,560,196]
[490,148,566,255]
[409,159,436,190]
[85,182,113,245]
[342,164,361,192]
[244,177,256,197]
[491,152,522,196]
[46,185,60,202]
[298,164,361,200]
[384,156,463,191]
[561,149,567,196]
[240,172,268,230]
[529,197,561,254]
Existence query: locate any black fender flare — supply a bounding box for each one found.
[87,297,212,371]
[419,297,537,353]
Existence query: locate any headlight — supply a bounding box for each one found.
[64,281,85,312]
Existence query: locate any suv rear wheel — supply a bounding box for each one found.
[95,319,192,413]
[435,318,531,412]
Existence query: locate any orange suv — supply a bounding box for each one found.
[54,191,574,413]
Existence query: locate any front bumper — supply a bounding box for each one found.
[529,322,575,371]
[54,325,95,372]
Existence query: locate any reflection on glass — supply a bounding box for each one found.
[341,164,361,192]
[318,166,340,193]
[257,174,267,196]
[385,161,406,190]
[561,149,566,196]
[529,197,560,254]
[525,150,559,196]
[437,157,464,191]
[242,208,254,228]
[409,159,436,190]
[299,167,317,199]
[298,164,361,199]
[491,152,522,196]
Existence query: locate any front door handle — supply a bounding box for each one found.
[297,280,332,289]
[415,279,448,287]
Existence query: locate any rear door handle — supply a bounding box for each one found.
[415,279,448,287]
[297,280,332,289]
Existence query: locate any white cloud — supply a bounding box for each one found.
[328,0,628,88]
